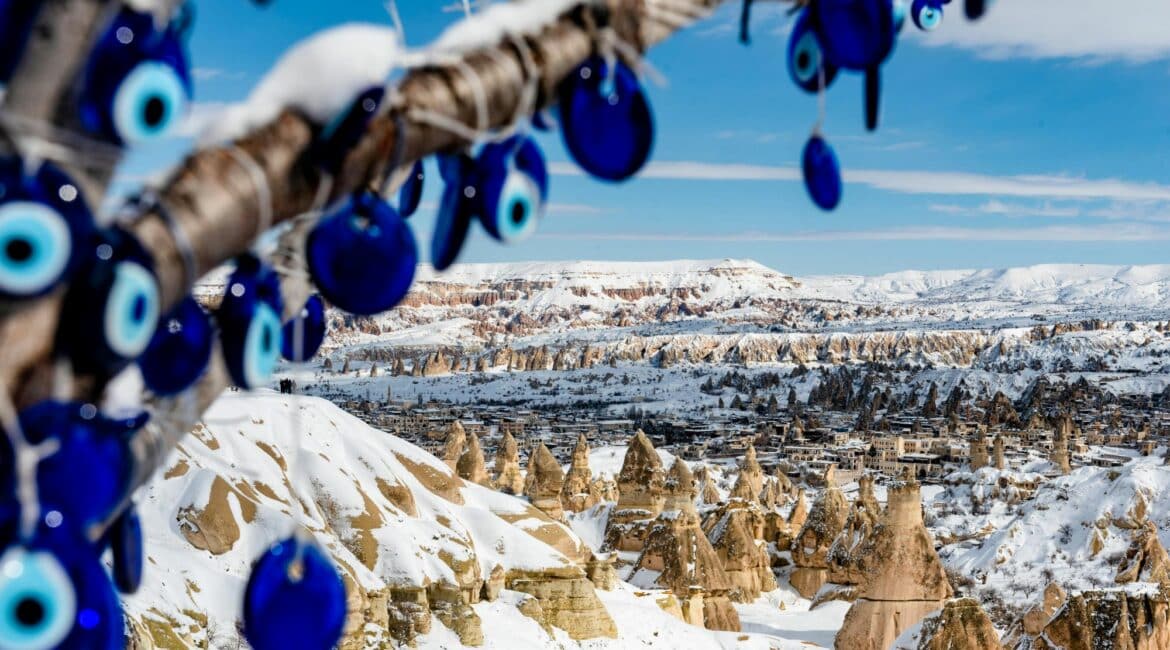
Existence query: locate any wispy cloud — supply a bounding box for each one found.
[919,0,1170,62]
[535,223,1170,243]
[550,161,1170,202]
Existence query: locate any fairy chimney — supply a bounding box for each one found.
[662,460,697,515]
[835,475,952,650]
[523,443,565,521]
[456,431,489,486]
[696,466,722,505]
[561,433,597,513]
[1116,521,1170,585]
[896,598,1002,650]
[739,444,764,496]
[493,429,524,495]
[970,429,989,470]
[1050,424,1071,476]
[788,489,809,532]
[704,500,777,603]
[790,480,850,599]
[827,473,883,588]
[442,421,467,469]
[604,431,666,552]
[992,435,1005,470]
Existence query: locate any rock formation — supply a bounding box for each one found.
[1116,521,1170,585]
[1051,424,1072,475]
[524,443,566,521]
[788,489,809,533]
[561,433,598,513]
[1027,587,1170,650]
[993,435,1005,470]
[791,477,849,599]
[702,467,777,604]
[604,431,665,552]
[826,473,883,591]
[636,460,741,631]
[739,444,764,496]
[894,598,1001,650]
[493,429,524,495]
[1019,583,1066,639]
[970,428,989,470]
[835,475,953,650]
[442,420,467,469]
[456,431,490,486]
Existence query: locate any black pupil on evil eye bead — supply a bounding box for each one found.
[15,596,45,627]
[132,294,147,323]
[798,51,811,71]
[511,201,526,225]
[5,237,33,263]
[262,325,273,352]
[143,96,167,128]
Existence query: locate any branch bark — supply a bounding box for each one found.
[1,0,736,538]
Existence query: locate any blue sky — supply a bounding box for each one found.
[118,0,1170,276]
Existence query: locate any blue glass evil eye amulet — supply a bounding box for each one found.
[0,0,41,83]
[243,537,346,650]
[558,55,654,182]
[216,254,283,390]
[788,11,838,94]
[911,0,946,30]
[281,294,326,362]
[106,504,144,595]
[475,135,548,244]
[432,154,476,271]
[965,0,990,20]
[802,135,842,212]
[315,86,384,174]
[0,157,95,301]
[0,526,123,650]
[58,227,160,378]
[79,5,192,145]
[307,192,417,316]
[139,295,215,396]
[811,0,896,71]
[398,160,425,218]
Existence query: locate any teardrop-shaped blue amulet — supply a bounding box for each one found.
[398,160,425,218]
[0,1,39,83]
[558,55,654,182]
[307,193,417,316]
[1,401,144,532]
[281,294,326,362]
[964,0,990,20]
[475,135,548,244]
[78,6,192,145]
[911,0,945,30]
[243,538,346,650]
[0,157,95,302]
[431,154,476,271]
[216,254,284,390]
[58,227,160,379]
[811,0,896,71]
[788,11,839,94]
[802,135,843,211]
[106,504,143,594]
[315,85,384,174]
[0,525,123,650]
[139,295,215,396]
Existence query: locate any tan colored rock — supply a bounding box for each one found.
[697,466,722,505]
[791,481,849,599]
[561,433,598,513]
[1030,588,1170,650]
[456,431,490,486]
[524,443,566,521]
[442,421,467,469]
[493,429,524,495]
[993,435,1005,470]
[585,552,619,591]
[662,459,697,515]
[970,429,989,470]
[729,470,759,504]
[827,473,883,589]
[507,568,618,640]
[788,489,809,532]
[428,582,483,646]
[1051,422,1072,475]
[604,431,665,552]
[703,499,776,604]
[1021,583,1066,636]
[739,444,764,496]
[760,476,788,510]
[386,585,433,647]
[1117,521,1170,585]
[895,598,1001,650]
[176,476,257,555]
[835,476,952,650]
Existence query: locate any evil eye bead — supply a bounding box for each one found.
[802,135,842,212]
[307,193,418,315]
[787,12,838,94]
[0,158,94,301]
[58,228,159,377]
[0,1,40,83]
[107,505,144,594]
[398,160,425,218]
[912,0,944,30]
[476,136,548,244]
[315,86,384,173]
[216,254,284,390]
[111,61,189,144]
[281,295,326,362]
[964,0,990,20]
[811,0,896,71]
[892,0,909,32]
[139,296,215,396]
[244,538,347,650]
[103,260,160,359]
[79,7,192,145]
[558,56,654,182]
[0,548,76,650]
[432,155,475,271]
